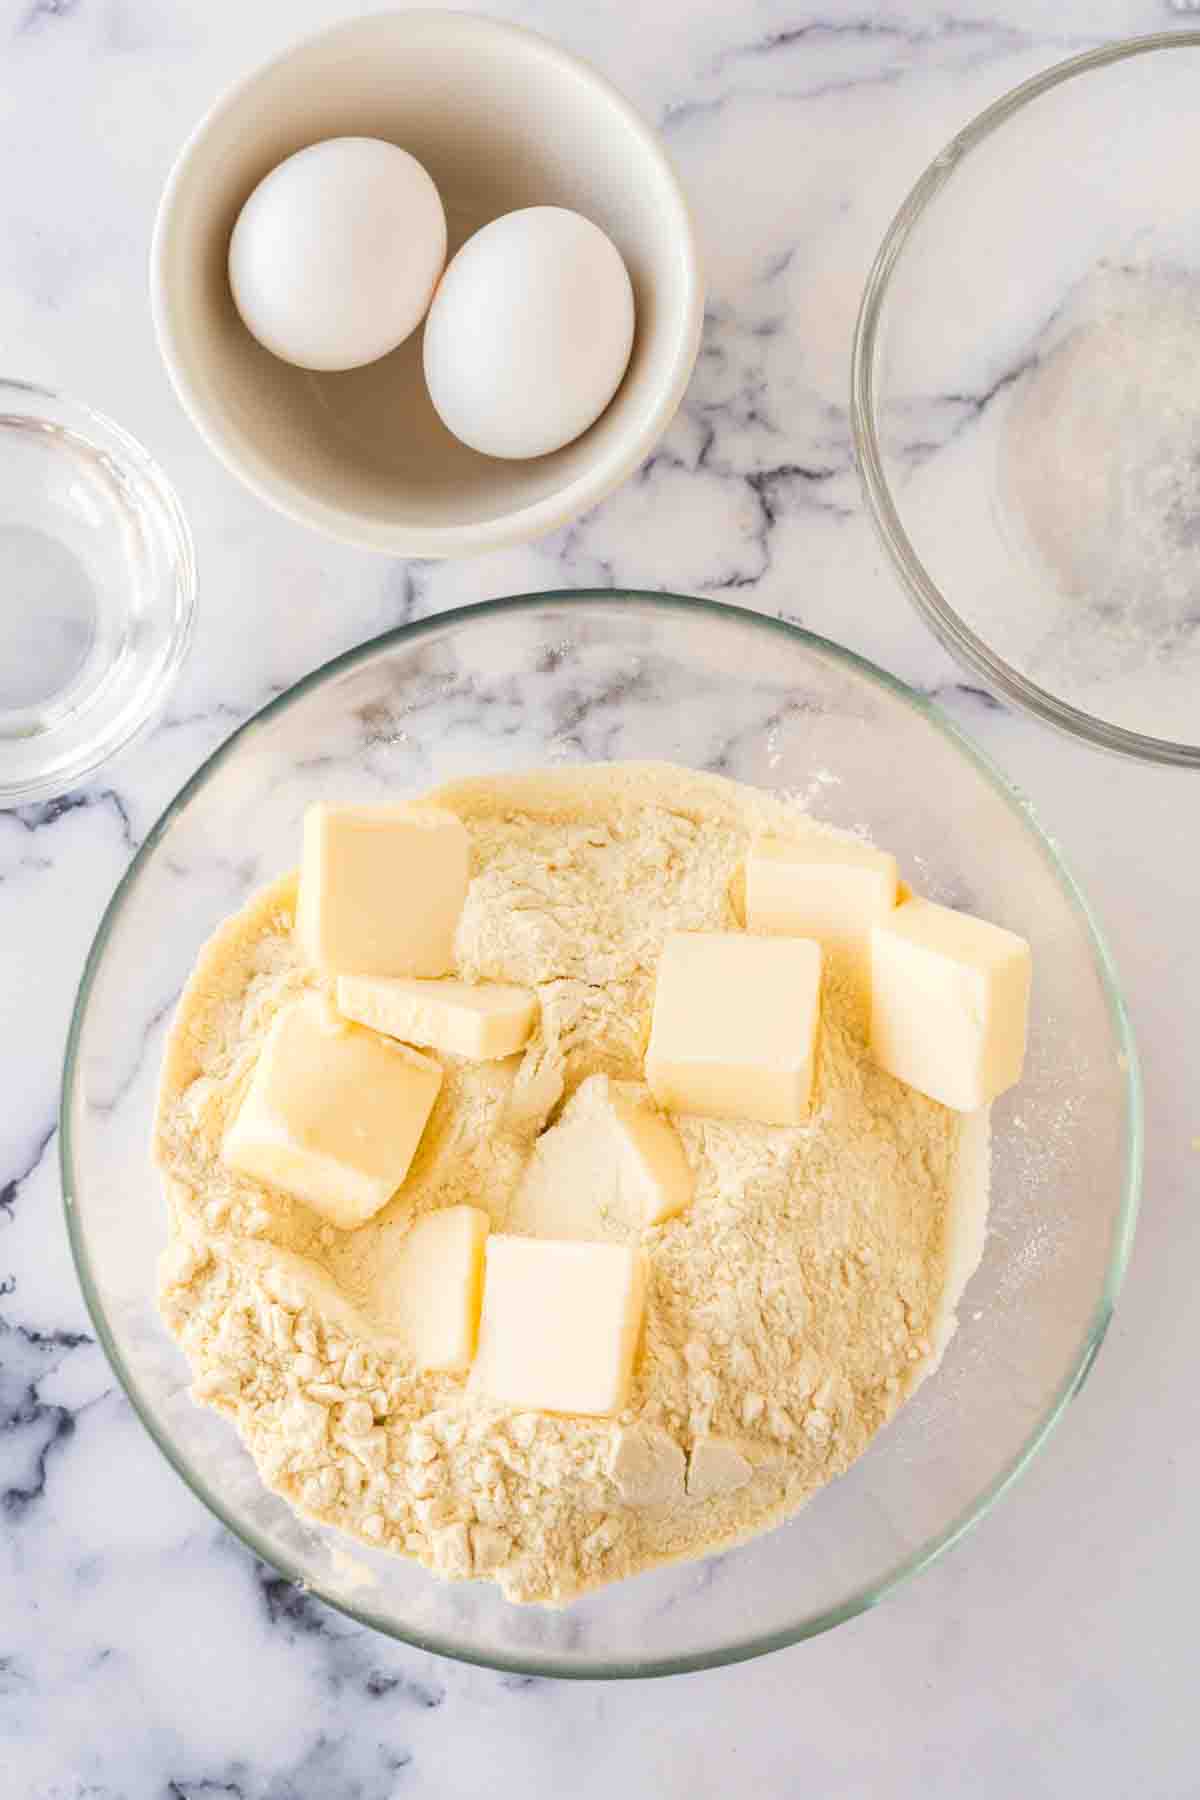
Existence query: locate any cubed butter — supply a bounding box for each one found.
[609,1089,693,1228]
[645,931,822,1126]
[379,1204,489,1373]
[295,802,469,978]
[870,897,1031,1111]
[336,974,536,1061]
[509,1076,692,1242]
[746,834,898,984]
[474,1236,647,1417]
[221,994,442,1229]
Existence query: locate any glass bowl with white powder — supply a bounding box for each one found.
[61,594,1139,1675]
[854,32,1200,766]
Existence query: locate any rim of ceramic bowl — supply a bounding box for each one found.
[60,592,1142,1678]
[149,11,704,560]
[0,377,197,805]
[851,31,1200,770]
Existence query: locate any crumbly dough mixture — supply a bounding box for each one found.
[155,764,983,1606]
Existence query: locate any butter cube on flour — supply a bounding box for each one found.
[746,834,898,985]
[474,1237,647,1417]
[509,1076,692,1242]
[295,802,469,978]
[336,974,536,1062]
[645,931,822,1127]
[870,897,1031,1111]
[609,1088,694,1227]
[379,1205,489,1372]
[222,994,442,1229]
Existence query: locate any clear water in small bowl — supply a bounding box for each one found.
[0,382,195,803]
[0,526,95,719]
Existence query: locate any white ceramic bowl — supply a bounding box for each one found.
[151,11,703,558]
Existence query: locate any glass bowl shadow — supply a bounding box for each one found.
[61,593,1140,1677]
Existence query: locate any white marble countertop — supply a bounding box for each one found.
[2,1,1195,1794]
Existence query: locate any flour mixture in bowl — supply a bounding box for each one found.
[155,763,1019,1606]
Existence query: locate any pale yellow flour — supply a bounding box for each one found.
[154,763,982,1605]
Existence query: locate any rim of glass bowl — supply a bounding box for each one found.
[0,378,198,805]
[59,592,1142,1678]
[851,32,1200,770]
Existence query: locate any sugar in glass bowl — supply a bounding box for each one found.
[853,33,1200,766]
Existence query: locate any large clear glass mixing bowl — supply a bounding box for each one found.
[61,594,1140,1676]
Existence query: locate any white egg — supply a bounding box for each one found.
[229,137,446,372]
[423,206,635,459]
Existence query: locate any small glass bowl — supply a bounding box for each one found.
[62,594,1140,1678]
[852,33,1200,766]
[0,381,196,805]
